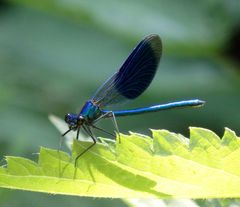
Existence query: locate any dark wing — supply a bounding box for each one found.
[92,34,162,108]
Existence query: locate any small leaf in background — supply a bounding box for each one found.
[124,198,200,207]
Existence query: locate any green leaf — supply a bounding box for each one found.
[0,117,240,198]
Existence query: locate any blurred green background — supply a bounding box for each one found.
[0,0,240,206]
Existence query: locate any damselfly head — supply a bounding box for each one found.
[64,113,83,130]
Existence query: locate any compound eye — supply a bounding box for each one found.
[64,113,73,124]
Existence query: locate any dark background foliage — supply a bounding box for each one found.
[0,0,239,206]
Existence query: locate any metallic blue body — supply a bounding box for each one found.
[79,101,102,121]
[64,34,205,140]
[103,99,204,117]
